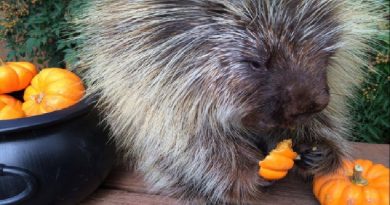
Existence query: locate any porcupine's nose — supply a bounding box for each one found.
[280,83,330,127]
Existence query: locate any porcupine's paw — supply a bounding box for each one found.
[293,143,336,176]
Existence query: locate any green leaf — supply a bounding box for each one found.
[25,38,39,54]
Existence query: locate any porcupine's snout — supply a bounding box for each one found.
[277,73,330,128]
[242,67,330,131]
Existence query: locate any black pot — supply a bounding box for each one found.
[0,98,115,205]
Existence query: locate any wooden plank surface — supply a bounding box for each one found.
[82,189,180,205]
[82,142,389,205]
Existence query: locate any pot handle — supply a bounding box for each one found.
[0,164,37,205]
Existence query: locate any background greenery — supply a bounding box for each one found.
[0,0,389,143]
[0,0,79,68]
[349,30,389,143]
[349,0,389,143]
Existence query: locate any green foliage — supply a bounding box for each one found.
[0,0,75,68]
[56,1,85,68]
[349,20,390,143]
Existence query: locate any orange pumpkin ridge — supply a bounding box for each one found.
[258,139,298,180]
[0,95,25,120]
[22,68,85,117]
[313,159,389,205]
[0,60,37,94]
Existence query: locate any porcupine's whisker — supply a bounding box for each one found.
[330,92,348,96]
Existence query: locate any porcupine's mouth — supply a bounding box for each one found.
[257,120,278,130]
[252,121,296,156]
[243,111,302,131]
[242,112,279,131]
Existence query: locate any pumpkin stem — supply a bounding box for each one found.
[0,57,5,66]
[351,164,368,186]
[32,93,44,104]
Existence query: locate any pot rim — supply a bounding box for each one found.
[0,97,96,134]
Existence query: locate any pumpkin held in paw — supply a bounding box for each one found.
[313,159,389,205]
[22,68,85,116]
[258,139,298,180]
[0,60,37,94]
[0,94,25,120]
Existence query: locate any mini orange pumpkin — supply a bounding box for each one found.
[0,61,37,94]
[313,159,389,205]
[22,68,85,116]
[0,94,25,120]
[258,139,298,180]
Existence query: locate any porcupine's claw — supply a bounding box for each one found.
[294,145,330,171]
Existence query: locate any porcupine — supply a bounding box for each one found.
[70,0,385,204]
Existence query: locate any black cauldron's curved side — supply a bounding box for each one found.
[0,99,115,205]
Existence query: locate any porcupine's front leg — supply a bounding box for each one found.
[293,130,350,177]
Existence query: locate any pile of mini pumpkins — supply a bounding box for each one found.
[258,139,389,205]
[0,61,85,120]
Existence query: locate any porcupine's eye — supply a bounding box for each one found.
[248,61,267,71]
[247,50,271,72]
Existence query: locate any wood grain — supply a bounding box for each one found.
[81,189,180,205]
[351,142,389,166]
[82,142,389,205]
